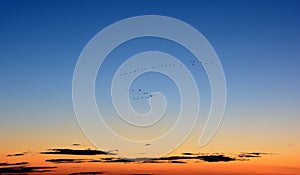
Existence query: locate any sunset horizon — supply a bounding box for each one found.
[1,0,299,174]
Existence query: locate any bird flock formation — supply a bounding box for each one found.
[119,60,214,77]
[129,88,152,101]
[118,60,214,101]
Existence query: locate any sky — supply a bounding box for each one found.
[0,0,299,174]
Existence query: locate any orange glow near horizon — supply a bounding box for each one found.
[1,147,300,175]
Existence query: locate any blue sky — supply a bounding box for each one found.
[0,0,299,155]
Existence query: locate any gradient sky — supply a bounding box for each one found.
[0,0,299,172]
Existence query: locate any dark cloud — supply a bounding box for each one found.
[31,147,273,166]
[99,158,114,161]
[97,154,236,164]
[72,143,81,146]
[182,152,198,156]
[238,152,271,158]
[151,154,236,162]
[46,159,90,164]
[173,152,273,163]
[6,152,28,157]
[41,148,114,155]
[0,162,29,166]
[139,160,166,164]
[169,160,186,164]
[197,155,235,162]
[68,172,104,175]
[100,158,134,163]
[0,166,56,174]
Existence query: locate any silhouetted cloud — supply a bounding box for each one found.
[72,143,81,146]
[0,162,29,166]
[182,152,198,156]
[97,154,236,164]
[197,155,235,162]
[0,165,56,173]
[238,152,271,158]
[108,151,273,164]
[169,160,186,164]
[100,158,134,163]
[37,147,273,165]
[68,171,104,175]
[46,159,90,164]
[6,152,28,157]
[99,158,113,161]
[41,148,114,155]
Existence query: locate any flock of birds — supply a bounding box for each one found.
[119,60,215,77]
[118,60,215,101]
[119,63,177,77]
[129,88,152,100]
